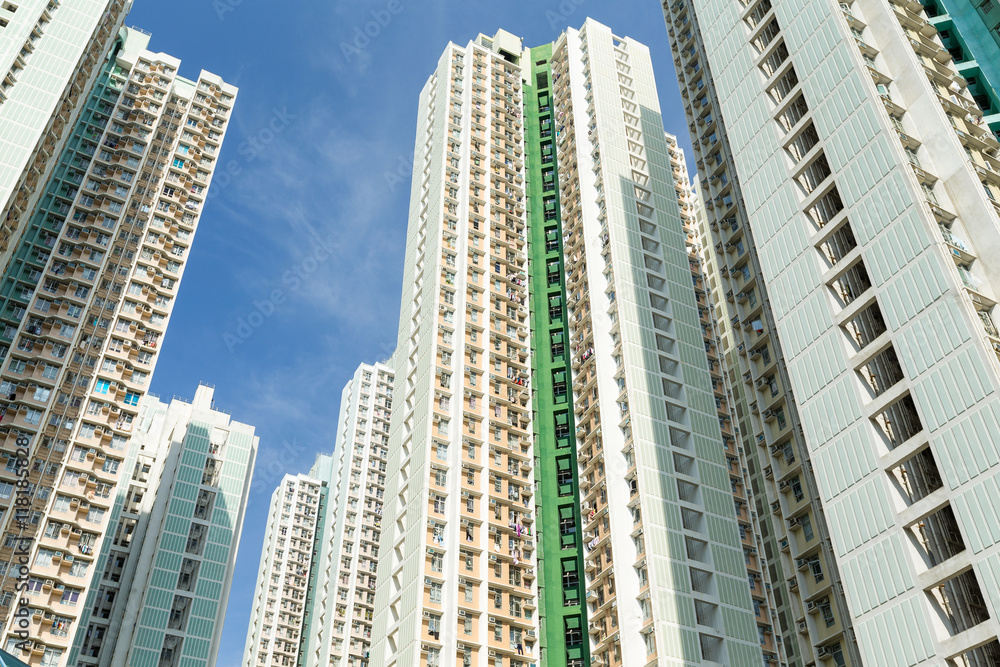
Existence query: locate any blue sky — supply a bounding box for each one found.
[124,0,695,662]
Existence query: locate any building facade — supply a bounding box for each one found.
[367,18,775,667]
[922,0,1000,142]
[0,25,235,667]
[370,28,540,667]
[0,0,130,270]
[68,384,257,667]
[303,361,393,667]
[243,471,325,667]
[661,1,862,663]
[522,42,588,667]
[244,362,394,667]
[547,22,766,666]
[661,0,1000,663]
[669,135,786,666]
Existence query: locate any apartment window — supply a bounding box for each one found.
[790,476,803,501]
[810,557,824,583]
[801,513,814,541]
[429,582,443,603]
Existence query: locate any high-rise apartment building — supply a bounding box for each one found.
[244,362,394,667]
[661,0,1000,663]
[369,18,774,667]
[244,470,325,667]
[0,25,235,667]
[669,135,786,666]
[546,23,767,666]
[0,0,129,268]
[662,2,862,663]
[67,384,257,667]
[304,362,393,667]
[370,27,539,667]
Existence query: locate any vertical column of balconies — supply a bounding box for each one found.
[660,0,860,664]
[0,54,156,664]
[423,46,477,667]
[741,5,870,664]
[334,377,367,665]
[830,1,1000,662]
[524,45,590,667]
[407,42,536,667]
[244,487,280,667]
[373,52,443,667]
[855,0,1000,364]
[482,49,537,667]
[669,135,787,667]
[551,32,624,667]
[0,54,121,643]
[352,371,391,662]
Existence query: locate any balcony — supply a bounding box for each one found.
[873,392,923,450]
[819,220,857,266]
[858,345,905,398]
[831,260,872,307]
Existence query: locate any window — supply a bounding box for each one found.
[801,513,814,541]
[790,476,803,501]
[810,557,824,583]
[95,379,110,394]
[429,582,443,603]
[34,548,57,567]
[432,494,446,513]
[40,648,63,667]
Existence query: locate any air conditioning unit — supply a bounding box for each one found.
[422,611,430,618]
[489,616,498,624]
[458,610,466,617]
[779,480,789,490]
[423,577,431,585]
[807,600,818,612]
[817,646,831,657]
